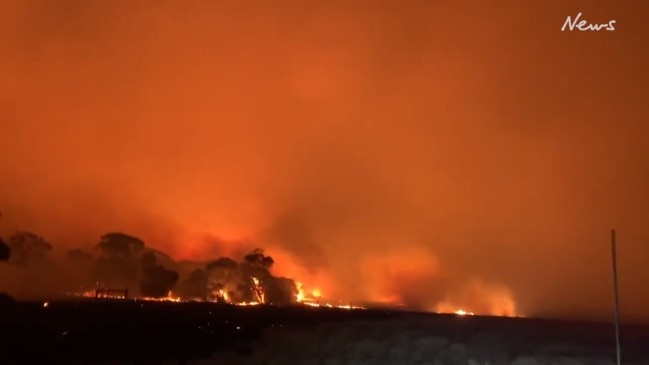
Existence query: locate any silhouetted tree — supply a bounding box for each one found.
[93,232,145,287]
[64,248,95,291]
[244,248,274,268]
[67,248,93,261]
[262,276,298,306]
[7,231,52,266]
[96,232,145,259]
[205,257,238,271]
[205,257,239,300]
[177,269,209,300]
[139,265,179,298]
[0,238,10,261]
[140,252,157,268]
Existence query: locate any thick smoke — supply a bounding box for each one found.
[6,231,52,266]
[1,1,648,321]
[435,279,517,317]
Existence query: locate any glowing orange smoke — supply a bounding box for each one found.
[434,279,519,317]
[360,247,443,306]
[254,247,334,301]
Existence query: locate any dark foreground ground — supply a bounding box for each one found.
[0,299,648,364]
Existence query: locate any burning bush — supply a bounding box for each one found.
[173,249,300,305]
[93,233,146,288]
[205,257,238,300]
[244,249,275,267]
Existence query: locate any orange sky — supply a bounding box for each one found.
[1,0,648,321]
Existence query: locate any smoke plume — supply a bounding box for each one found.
[1,0,648,321]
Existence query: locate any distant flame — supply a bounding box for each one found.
[296,282,305,302]
[216,289,230,302]
[454,309,474,316]
[139,291,181,302]
[67,278,361,311]
[292,282,361,309]
[433,279,520,317]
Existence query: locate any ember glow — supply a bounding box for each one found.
[454,309,473,316]
[70,281,364,310]
[138,292,181,303]
[294,283,364,310]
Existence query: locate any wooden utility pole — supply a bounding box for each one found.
[611,229,621,365]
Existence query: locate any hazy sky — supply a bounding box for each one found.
[1,0,648,321]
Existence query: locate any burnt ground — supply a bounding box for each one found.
[0,299,648,364]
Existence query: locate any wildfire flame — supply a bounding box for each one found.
[251,276,265,304]
[67,277,364,310]
[66,277,519,317]
[293,282,362,309]
[432,279,521,317]
[138,291,181,302]
[296,282,304,302]
[454,309,474,316]
[68,278,521,316]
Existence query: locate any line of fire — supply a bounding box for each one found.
[70,281,475,317]
[70,278,364,311]
[2,223,477,316]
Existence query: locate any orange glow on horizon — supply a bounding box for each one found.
[0,0,648,321]
[433,279,519,317]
